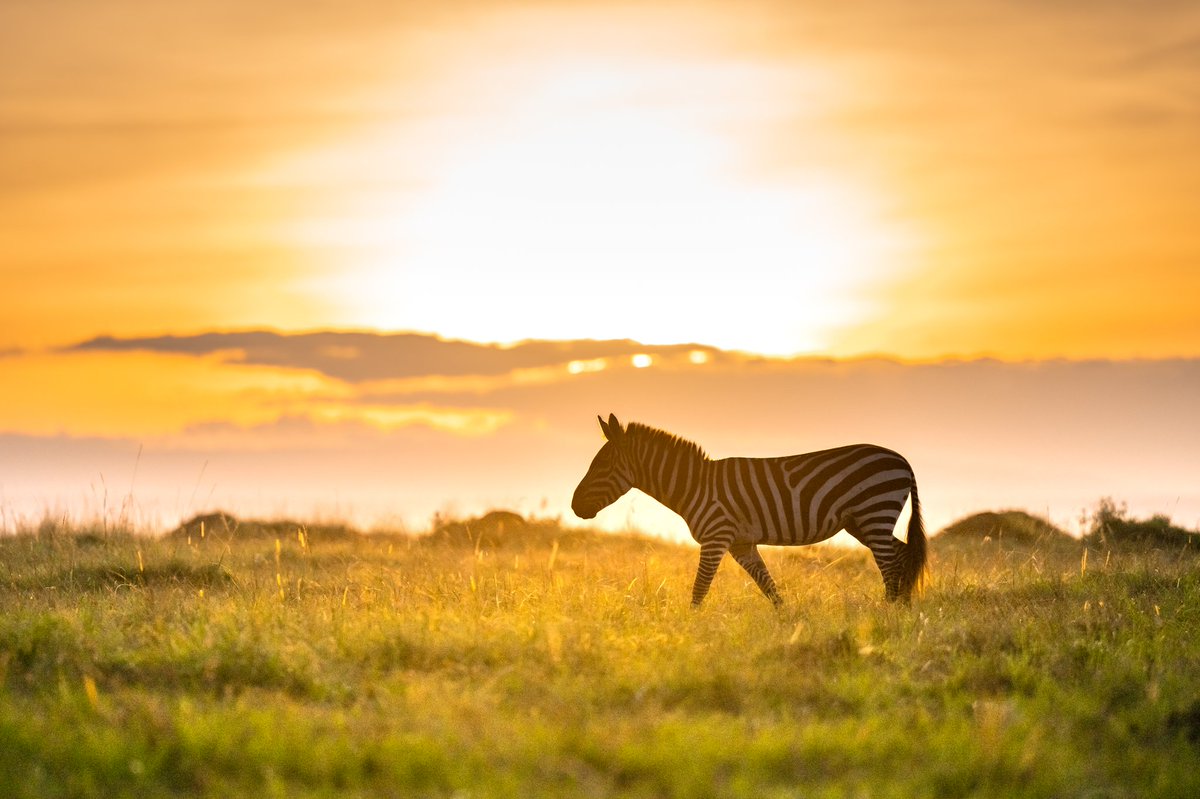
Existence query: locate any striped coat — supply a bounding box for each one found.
[572,414,927,605]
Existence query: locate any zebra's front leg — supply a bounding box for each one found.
[729,543,783,607]
[691,538,731,607]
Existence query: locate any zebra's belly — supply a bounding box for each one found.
[736,515,840,547]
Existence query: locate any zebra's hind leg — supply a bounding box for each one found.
[729,543,783,607]
[845,520,905,602]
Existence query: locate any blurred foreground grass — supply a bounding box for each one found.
[2,510,1200,798]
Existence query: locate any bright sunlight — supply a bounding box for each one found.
[286,12,922,356]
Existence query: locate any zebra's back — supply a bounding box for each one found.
[711,444,914,546]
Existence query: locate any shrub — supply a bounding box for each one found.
[1082,497,1198,550]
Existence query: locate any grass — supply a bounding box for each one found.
[2,509,1200,798]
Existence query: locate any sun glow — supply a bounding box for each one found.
[284,12,920,357]
[567,358,607,375]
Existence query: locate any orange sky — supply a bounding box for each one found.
[2,1,1199,532]
[4,0,1198,357]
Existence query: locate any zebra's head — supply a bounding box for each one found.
[571,413,635,519]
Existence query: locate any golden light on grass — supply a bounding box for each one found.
[83,675,100,713]
[5,513,1200,795]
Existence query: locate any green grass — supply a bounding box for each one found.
[3,511,1200,798]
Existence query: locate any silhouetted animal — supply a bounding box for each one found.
[572,414,926,605]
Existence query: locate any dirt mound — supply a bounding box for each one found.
[168,512,361,543]
[937,510,1075,548]
[424,510,571,548]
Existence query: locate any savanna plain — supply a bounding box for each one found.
[2,504,1200,799]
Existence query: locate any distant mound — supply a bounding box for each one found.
[166,509,670,552]
[167,512,361,543]
[937,510,1075,548]
[423,510,580,549]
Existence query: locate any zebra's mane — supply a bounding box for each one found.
[624,422,709,462]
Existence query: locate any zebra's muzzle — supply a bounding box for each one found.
[571,498,598,520]
[571,488,601,519]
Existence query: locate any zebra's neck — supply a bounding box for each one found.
[626,434,709,520]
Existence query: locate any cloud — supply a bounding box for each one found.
[68,331,728,382]
[1123,35,1200,71]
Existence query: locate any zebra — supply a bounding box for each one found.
[571,414,927,606]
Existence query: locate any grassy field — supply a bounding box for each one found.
[2,510,1200,798]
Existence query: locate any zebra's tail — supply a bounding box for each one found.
[900,483,928,600]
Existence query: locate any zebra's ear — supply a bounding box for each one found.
[598,413,624,442]
[606,413,623,441]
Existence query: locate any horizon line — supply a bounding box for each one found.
[20,327,1200,368]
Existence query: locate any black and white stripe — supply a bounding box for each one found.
[572,414,927,605]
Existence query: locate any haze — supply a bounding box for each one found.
[2,1,1197,534]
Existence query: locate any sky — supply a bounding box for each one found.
[2,1,1199,536]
